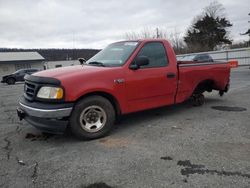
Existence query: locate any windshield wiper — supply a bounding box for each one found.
[87,61,106,67]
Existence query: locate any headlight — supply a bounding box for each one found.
[37,86,63,99]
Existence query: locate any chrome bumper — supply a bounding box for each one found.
[19,102,73,118]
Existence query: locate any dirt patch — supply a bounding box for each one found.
[25,133,53,141]
[99,138,131,148]
[211,106,247,112]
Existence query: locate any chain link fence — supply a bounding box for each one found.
[177,47,250,66]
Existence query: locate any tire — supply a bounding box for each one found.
[6,77,15,85]
[193,94,205,106]
[70,95,115,140]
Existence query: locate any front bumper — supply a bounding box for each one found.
[17,97,74,134]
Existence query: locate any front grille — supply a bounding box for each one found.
[24,81,39,101]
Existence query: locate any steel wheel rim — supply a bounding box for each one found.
[79,105,107,133]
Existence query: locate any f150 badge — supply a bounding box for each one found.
[114,79,125,84]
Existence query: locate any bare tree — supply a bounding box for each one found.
[203,1,225,18]
[240,13,250,46]
[169,29,185,54]
[141,27,154,38]
[125,27,159,40]
[124,27,186,54]
[125,31,139,40]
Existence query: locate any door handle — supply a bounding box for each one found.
[167,73,176,78]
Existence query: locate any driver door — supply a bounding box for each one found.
[125,42,177,112]
[15,70,25,81]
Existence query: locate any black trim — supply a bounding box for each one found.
[22,115,68,134]
[24,74,61,85]
[20,97,73,109]
[23,75,65,103]
[167,72,176,78]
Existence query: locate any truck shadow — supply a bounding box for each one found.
[113,96,223,134]
[22,96,223,142]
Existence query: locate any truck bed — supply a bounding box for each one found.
[175,60,231,103]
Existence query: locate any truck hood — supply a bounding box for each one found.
[33,65,120,83]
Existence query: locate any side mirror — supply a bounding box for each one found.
[130,56,149,70]
[78,58,86,65]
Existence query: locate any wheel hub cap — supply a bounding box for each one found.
[79,105,107,133]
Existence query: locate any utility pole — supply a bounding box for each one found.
[72,31,75,60]
[156,28,160,38]
[248,13,250,47]
[241,13,250,47]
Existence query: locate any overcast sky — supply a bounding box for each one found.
[0,0,249,49]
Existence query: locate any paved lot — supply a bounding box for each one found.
[0,67,250,188]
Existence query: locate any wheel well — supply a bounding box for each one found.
[7,77,16,81]
[75,92,121,117]
[193,80,214,95]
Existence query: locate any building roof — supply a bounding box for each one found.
[0,52,45,62]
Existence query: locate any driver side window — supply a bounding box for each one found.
[136,42,168,68]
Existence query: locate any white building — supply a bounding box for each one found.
[0,52,45,77]
[44,60,81,69]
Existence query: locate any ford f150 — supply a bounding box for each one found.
[17,39,236,139]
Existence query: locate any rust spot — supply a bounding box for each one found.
[99,137,131,148]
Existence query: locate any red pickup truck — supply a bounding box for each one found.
[17,39,234,139]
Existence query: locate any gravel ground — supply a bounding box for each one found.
[0,66,250,188]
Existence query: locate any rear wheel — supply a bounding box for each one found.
[70,96,115,140]
[193,93,205,106]
[6,78,15,85]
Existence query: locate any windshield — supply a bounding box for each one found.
[86,41,138,67]
[13,69,23,74]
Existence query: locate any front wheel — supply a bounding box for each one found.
[70,96,115,140]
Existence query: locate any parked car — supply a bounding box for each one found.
[1,68,39,85]
[178,54,214,62]
[17,39,235,140]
